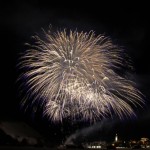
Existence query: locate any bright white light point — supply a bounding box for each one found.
[103,76,109,81]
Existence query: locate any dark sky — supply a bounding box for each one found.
[1,0,150,145]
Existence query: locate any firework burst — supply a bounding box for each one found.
[18,29,144,122]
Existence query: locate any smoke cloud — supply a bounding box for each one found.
[64,119,118,146]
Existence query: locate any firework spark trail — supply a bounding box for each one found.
[18,29,144,122]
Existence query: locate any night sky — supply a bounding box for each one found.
[1,0,150,146]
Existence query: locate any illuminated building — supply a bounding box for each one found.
[115,134,118,142]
